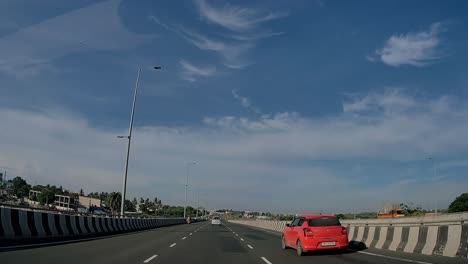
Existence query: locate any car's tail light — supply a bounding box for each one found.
[341,227,347,235]
[303,228,314,237]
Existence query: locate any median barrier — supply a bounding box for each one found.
[229,213,468,258]
[0,206,202,247]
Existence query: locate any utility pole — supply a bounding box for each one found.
[119,66,161,217]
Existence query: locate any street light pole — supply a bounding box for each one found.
[119,66,161,217]
[184,162,196,218]
[427,157,438,214]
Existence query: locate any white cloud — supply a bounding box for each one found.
[194,0,288,32]
[373,22,446,67]
[0,0,150,77]
[2,90,467,212]
[180,59,216,81]
[179,28,254,69]
[231,89,262,114]
[232,89,251,108]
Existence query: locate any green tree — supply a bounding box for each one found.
[448,193,468,213]
[38,188,55,205]
[124,199,135,212]
[107,192,121,215]
[11,176,31,198]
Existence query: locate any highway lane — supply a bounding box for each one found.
[1,220,466,264]
[0,221,206,264]
[224,221,467,264]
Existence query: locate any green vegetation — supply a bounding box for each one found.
[448,193,468,213]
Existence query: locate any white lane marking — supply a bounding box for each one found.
[182,237,187,240]
[169,243,177,248]
[189,233,192,235]
[247,244,254,249]
[232,231,235,234]
[357,251,433,264]
[261,257,272,264]
[143,255,158,263]
[240,238,244,241]
[235,234,238,236]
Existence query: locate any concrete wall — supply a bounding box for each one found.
[229,213,468,258]
[0,207,195,246]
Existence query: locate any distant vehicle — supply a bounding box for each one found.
[211,216,221,225]
[281,215,348,256]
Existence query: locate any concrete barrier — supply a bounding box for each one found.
[229,213,468,258]
[0,207,199,247]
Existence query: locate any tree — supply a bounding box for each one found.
[38,188,55,205]
[448,193,468,213]
[124,199,135,212]
[11,176,31,198]
[107,192,122,215]
[400,203,423,216]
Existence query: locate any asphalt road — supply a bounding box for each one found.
[0,221,465,264]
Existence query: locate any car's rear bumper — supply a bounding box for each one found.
[302,236,348,251]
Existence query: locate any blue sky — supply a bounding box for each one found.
[1,0,468,213]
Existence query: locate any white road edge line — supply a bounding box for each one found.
[182,237,187,240]
[247,244,254,249]
[261,257,273,264]
[143,255,158,263]
[169,243,177,248]
[357,251,433,264]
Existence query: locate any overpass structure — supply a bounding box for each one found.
[0,207,466,264]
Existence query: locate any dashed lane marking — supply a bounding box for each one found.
[182,237,187,240]
[240,238,244,241]
[261,257,272,264]
[143,255,158,263]
[189,233,192,235]
[247,244,254,249]
[169,243,177,248]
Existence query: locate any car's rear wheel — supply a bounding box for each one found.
[281,236,287,249]
[296,240,304,256]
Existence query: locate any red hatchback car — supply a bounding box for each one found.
[281,215,348,256]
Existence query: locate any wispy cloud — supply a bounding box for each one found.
[231,89,261,114]
[148,15,253,69]
[149,1,286,70]
[194,0,288,32]
[180,59,216,81]
[0,0,150,77]
[370,22,447,67]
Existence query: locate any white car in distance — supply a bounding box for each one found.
[211,216,221,225]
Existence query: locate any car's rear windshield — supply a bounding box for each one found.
[307,217,340,226]
[213,217,220,219]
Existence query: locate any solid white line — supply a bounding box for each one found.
[247,244,254,249]
[357,251,433,264]
[182,237,187,240]
[143,255,158,263]
[261,257,272,264]
[169,243,177,248]
[240,238,244,241]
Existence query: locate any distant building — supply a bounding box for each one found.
[78,196,101,208]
